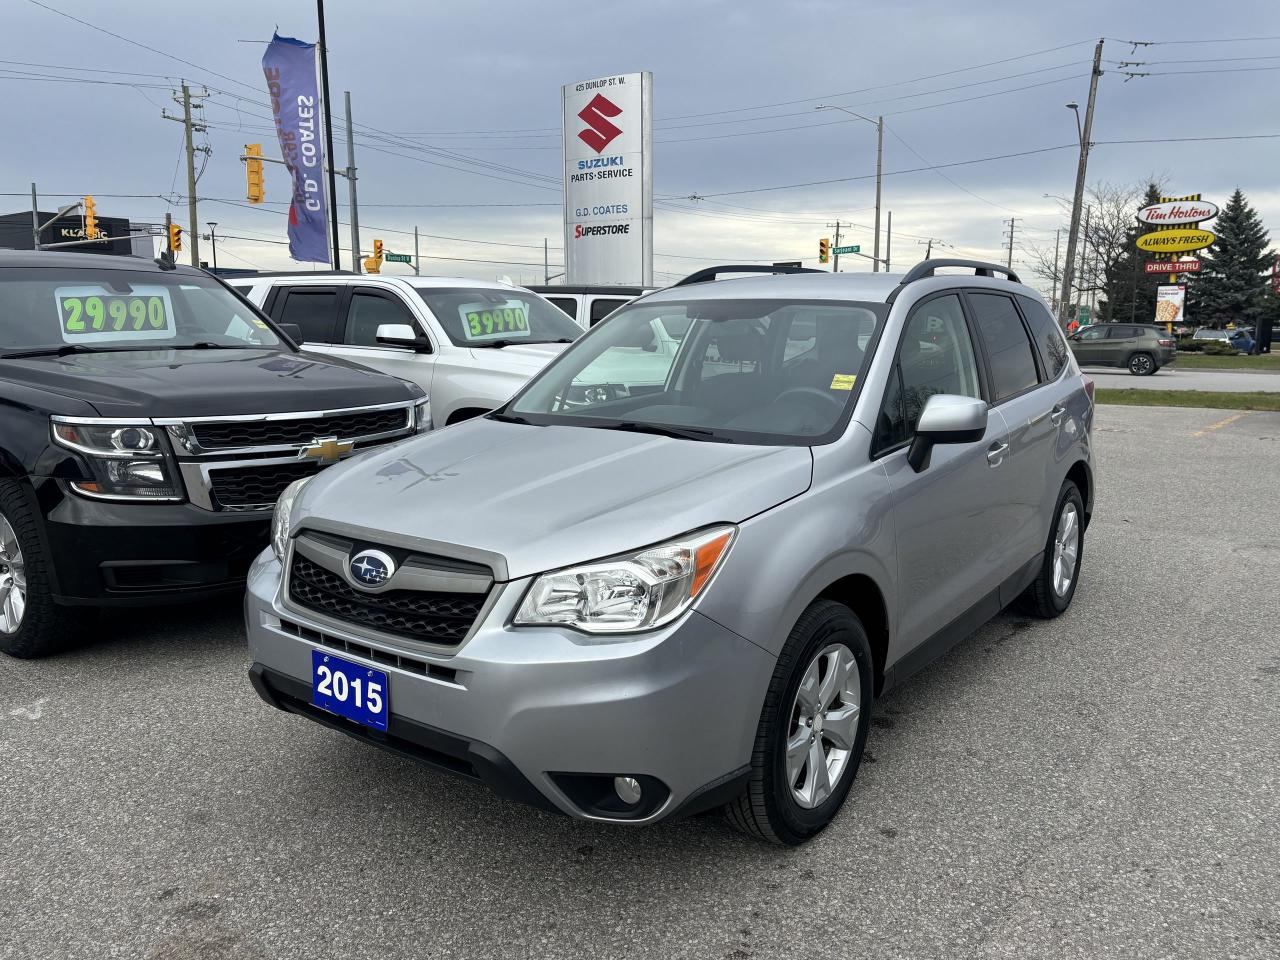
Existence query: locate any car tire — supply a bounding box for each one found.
[0,479,86,659]
[1128,352,1156,376]
[1018,480,1085,619]
[725,600,873,845]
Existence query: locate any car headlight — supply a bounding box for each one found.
[513,525,736,634]
[51,419,183,501]
[271,476,313,562]
[412,397,432,433]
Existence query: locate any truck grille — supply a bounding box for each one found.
[192,407,410,450]
[288,555,488,645]
[209,461,319,511]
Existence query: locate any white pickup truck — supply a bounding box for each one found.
[233,274,581,428]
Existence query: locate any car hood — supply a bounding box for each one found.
[294,417,813,580]
[464,341,569,376]
[0,348,414,418]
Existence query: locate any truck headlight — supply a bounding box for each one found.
[513,525,736,634]
[271,476,313,561]
[52,419,183,501]
[412,397,432,433]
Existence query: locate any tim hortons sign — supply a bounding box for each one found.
[1137,199,1219,225]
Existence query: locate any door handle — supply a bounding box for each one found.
[986,441,1009,466]
[1049,405,1066,426]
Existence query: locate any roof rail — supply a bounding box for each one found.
[897,258,1020,287]
[673,264,825,287]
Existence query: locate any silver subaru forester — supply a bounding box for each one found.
[245,260,1096,845]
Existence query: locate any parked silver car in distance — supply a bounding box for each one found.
[245,260,1097,845]
[233,274,581,428]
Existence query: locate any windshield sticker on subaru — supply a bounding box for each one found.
[54,286,177,344]
[829,374,857,391]
[458,301,532,341]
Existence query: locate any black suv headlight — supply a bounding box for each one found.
[51,418,183,501]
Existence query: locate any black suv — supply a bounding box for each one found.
[0,252,427,658]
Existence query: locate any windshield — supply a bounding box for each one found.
[0,266,283,354]
[506,298,884,445]
[413,286,582,347]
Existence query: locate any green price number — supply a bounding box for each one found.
[465,306,529,338]
[60,295,168,336]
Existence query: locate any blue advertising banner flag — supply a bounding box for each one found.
[262,34,330,264]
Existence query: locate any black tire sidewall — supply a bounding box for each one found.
[1044,482,1085,614]
[0,480,59,658]
[765,604,874,840]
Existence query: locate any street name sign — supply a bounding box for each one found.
[833,245,860,255]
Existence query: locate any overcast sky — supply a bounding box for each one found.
[4,0,1277,293]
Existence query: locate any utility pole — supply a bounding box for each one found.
[164,211,173,258]
[544,237,549,284]
[1059,38,1105,323]
[316,0,342,269]
[1052,228,1062,313]
[414,226,420,276]
[30,183,40,249]
[873,116,883,272]
[345,90,361,274]
[828,221,842,272]
[1076,206,1091,319]
[885,211,892,272]
[1004,217,1020,270]
[162,82,209,268]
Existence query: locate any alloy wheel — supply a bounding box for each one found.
[785,643,861,809]
[1052,502,1080,597]
[1130,354,1153,375]
[0,514,26,634]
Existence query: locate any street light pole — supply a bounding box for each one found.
[1058,39,1105,324]
[207,222,218,270]
[816,105,884,271]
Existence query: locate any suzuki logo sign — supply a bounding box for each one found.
[577,94,623,154]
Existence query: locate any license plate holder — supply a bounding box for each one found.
[311,650,389,731]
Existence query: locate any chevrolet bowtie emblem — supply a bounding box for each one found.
[299,436,354,464]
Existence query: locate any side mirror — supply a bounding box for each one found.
[277,322,303,344]
[376,322,432,353]
[907,394,988,473]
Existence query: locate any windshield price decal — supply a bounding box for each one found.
[459,301,532,341]
[54,286,177,344]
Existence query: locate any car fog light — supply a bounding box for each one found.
[613,776,643,805]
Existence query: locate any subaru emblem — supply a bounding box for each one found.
[349,549,395,589]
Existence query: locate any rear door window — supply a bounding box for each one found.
[589,298,629,326]
[968,292,1039,401]
[1016,295,1069,380]
[273,286,339,344]
[546,297,578,319]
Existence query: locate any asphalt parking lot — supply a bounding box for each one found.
[2,404,1278,960]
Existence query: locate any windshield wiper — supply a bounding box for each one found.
[487,411,533,425]
[1,344,131,359]
[587,420,732,443]
[472,338,576,349]
[163,342,246,350]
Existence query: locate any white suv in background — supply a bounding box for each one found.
[525,285,648,329]
[233,275,581,428]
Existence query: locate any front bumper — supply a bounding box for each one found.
[245,549,773,823]
[42,485,269,605]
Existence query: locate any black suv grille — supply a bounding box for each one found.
[210,461,319,510]
[192,408,409,450]
[288,555,487,645]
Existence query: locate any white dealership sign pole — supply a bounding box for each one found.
[562,72,652,286]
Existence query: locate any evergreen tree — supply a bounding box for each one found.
[1100,182,1162,323]
[1188,188,1272,328]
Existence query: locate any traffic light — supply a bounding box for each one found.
[245,143,265,204]
[819,237,830,264]
[363,239,383,274]
[82,195,99,240]
[168,223,183,253]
